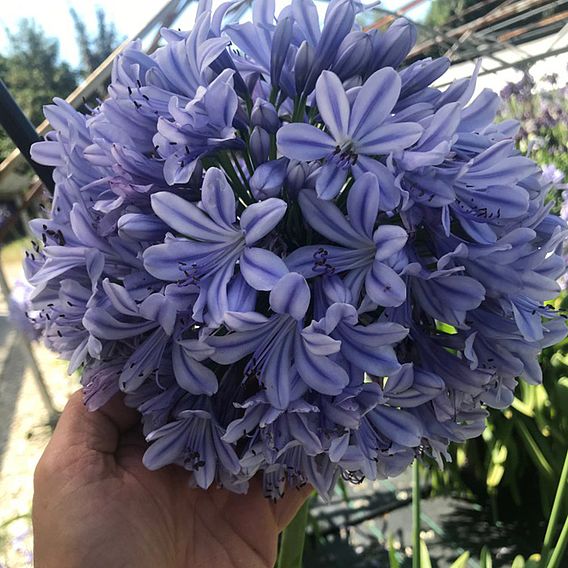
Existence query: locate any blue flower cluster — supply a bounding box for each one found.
[25,0,566,499]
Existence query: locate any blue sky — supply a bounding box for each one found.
[0,1,431,68]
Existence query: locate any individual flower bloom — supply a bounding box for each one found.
[366,18,418,75]
[308,301,408,376]
[331,30,373,80]
[154,70,242,185]
[223,392,322,463]
[31,98,108,194]
[408,246,486,328]
[255,446,339,500]
[395,57,450,108]
[393,102,461,172]
[286,174,409,307]
[380,363,445,408]
[125,372,186,435]
[299,0,359,95]
[84,279,215,396]
[251,99,281,133]
[459,226,564,308]
[249,126,271,165]
[462,298,566,388]
[541,164,565,186]
[81,356,129,411]
[39,279,103,373]
[208,272,350,409]
[8,279,41,341]
[143,397,241,489]
[277,69,423,203]
[414,328,493,396]
[449,140,535,237]
[345,402,422,480]
[143,167,288,324]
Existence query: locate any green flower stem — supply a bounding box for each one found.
[292,95,307,123]
[413,459,421,568]
[230,152,252,193]
[218,153,251,205]
[276,496,311,568]
[546,515,568,568]
[542,450,568,567]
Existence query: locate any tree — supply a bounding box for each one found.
[0,19,78,162]
[70,7,121,76]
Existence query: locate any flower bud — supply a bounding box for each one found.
[251,99,280,133]
[249,126,271,165]
[333,31,373,80]
[250,158,288,199]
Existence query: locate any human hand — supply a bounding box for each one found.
[33,390,311,568]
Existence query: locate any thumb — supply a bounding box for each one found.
[48,389,140,455]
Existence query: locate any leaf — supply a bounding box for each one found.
[480,546,493,568]
[449,551,470,568]
[388,536,400,568]
[515,420,554,480]
[524,553,541,568]
[420,539,432,568]
[276,498,312,568]
[511,555,525,568]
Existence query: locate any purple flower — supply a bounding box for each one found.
[21,2,567,498]
[208,272,350,409]
[144,167,287,324]
[287,174,409,307]
[278,69,423,203]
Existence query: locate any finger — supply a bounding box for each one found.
[272,484,314,530]
[48,389,140,455]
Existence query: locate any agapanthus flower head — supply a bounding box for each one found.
[22,0,567,500]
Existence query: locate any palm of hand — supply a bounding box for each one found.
[33,392,309,568]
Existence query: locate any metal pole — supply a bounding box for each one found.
[0,80,54,193]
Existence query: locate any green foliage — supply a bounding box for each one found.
[0,10,121,163]
[0,19,78,162]
[425,0,469,28]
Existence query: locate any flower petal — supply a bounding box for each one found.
[269,272,310,320]
[367,406,422,447]
[357,122,423,155]
[240,247,289,291]
[349,67,401,140]
[277,123,335,160]
[298,189,369,247]
[365,261,406,307]
[263,330,294,409]
[151,192,236,241]
[373,225,408,261]
[240,198,287,245]
[295,334,349,395]
[315,162,348,200]
[173,341,218,396]
[315,71,350,142]
[201,167,236,228]
[346,172,380,239]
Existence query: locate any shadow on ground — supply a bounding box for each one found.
[0,317,26,473]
